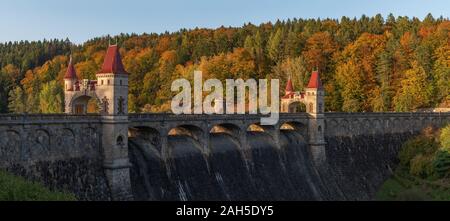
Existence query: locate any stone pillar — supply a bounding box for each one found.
[308,113,326,167]
[101,115,133,200]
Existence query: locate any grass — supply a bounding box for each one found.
[376,169,450,201]
[0,170,76,201]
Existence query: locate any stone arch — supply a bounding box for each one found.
[246,122,278,143]
[362,119,372,133]
[58,128,75,150]
[338,119,349,136]
[350,119,360,132]
[116,135,124,146]
[280,121,307,140]
[246,122,266,132]
[209,123,243,152]
[286,101,306,113]
[166,124,206,159]
[69,94,101,114]
[326,119,338,136]
[31,129,51,157]
[210,123,241,138]
[168,124,204,144]
[392,118,402,133]
[372,119,382,134]
[82,127,98,151]
[129,126,161,152]
[0,130,21,162]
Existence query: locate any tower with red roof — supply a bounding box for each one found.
[95,44,132,200]
[63,44,132,200]
[304,70,326,165]
[280,70,326,165]
[63,56,79,113]
[96,44,129,115]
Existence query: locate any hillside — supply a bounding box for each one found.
[376,125,450,200]
[0,13,448,113]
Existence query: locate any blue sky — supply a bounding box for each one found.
[0,0,448,43]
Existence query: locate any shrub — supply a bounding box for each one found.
[398,136,439,169]
[410,154,434,178]
[440,124,450,150]
[0,170,76,201]
[432,150,450,178]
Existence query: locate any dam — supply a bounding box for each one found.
[0,44,448,200]
[0,112,448,200]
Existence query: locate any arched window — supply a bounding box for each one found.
[309,103,314,113]
[318,125,322,133]
[116,135,124,146]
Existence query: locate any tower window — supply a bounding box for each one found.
[101,80,103,85]
[107,80,110,85]
[118,96,125,115]
[116,135,124,146]
[309,103,314,113]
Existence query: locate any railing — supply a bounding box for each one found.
[128,112,310,122]
[324,112,450,118]
[0,112,447,124]
[0,113,102,123]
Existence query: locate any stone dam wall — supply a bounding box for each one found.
[129,129,413,200]
[0,114,112,200]
[129,112,449,200]
[0,112,448,200]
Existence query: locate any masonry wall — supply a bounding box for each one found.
[129,112,450,200]
[318,112,450,200]
[0,112,449,200]
[0,114,111,200]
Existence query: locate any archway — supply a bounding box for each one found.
[70,95,100,114]
[129,126,161,151]
[280,121,307,141]
[210,123,241,138]
[168,124,204,144]
[287,101,306,113]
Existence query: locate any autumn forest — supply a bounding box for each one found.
[0,14,448,114]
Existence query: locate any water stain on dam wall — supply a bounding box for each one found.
[129,131,414,201]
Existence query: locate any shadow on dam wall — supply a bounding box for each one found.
[128,131,414,201]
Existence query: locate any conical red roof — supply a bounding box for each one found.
[64,56,77,79]
[307,70,323,89]
[285,78,294,93]
[97,45,128,75]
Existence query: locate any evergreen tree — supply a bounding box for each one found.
[8,86,26,113]
[39,80,63,113]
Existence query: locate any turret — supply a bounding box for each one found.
[64,56,78,113]
[96,45,129,115]
[305,70,326,166]
[304,70,324,114]
[96,44,132,200]
[64,56,78,91]
[285,77,294,96]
